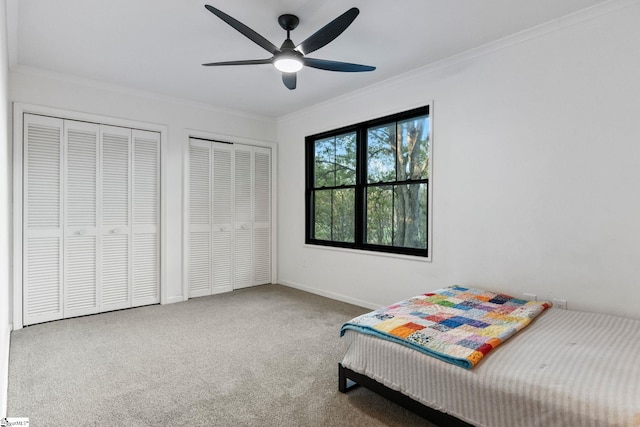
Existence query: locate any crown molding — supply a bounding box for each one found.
[10,64,276,125]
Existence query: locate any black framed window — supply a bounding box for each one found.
[306,105,431,257]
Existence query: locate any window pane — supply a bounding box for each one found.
[314,133,356,188]
[313,190,332,240]
[393,183,427,249]
[314,137,335,187]
[312,189,355,243]
[335,133,356,186]
[366,186,393,245]
[397,115,430,181]
[367,124,396,183]
[332,188,355,242]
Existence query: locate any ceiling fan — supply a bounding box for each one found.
[202,5,376,90]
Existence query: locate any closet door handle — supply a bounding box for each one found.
[75,229,86,236]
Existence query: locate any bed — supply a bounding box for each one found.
[339,289,640,427]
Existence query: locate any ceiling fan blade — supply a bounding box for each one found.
[296,7,359,55]
[202,59,272,66]
[205,5,280,55]
[303,58,375,72]
[282,72,297,90]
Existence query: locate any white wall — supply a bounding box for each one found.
[277,2,640,319]
[1,0,10,416]
[9,68,277,310]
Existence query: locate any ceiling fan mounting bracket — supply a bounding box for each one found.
[278,14,299,32]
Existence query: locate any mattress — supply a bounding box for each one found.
[341,308,640,427]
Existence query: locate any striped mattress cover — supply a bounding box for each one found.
[341,308,640,427]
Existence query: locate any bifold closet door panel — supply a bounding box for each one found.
[188,140,233,297]
[23,114,64,325]
[253,148,271,285]
[188,140,212,297]
[63,121,100,318]
[211,142,233,293]
[100,125,132,311]
[132,130,160,305]
[233,146,253,289]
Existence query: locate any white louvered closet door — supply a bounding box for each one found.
[64,121,100,318]
[211,142,234,294]
[23,114,64,325]
[233,145,253,289]
[22,115,161,326]
[187,140,271,296]
[253,147,271,286]
[188,140,212,297]
[101,125,132,311]
[132,130,160,305]
[188,140,234,297]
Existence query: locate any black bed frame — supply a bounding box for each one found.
[338,363,473,427]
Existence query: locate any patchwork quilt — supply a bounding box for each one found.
[340,286,551,369]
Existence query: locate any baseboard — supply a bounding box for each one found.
[0,323,10,418]
[278,280,380,311]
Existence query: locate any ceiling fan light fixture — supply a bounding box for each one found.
[273,52,303,73]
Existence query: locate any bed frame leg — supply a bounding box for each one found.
[338,363,359,393]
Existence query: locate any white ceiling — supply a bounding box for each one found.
[9,0,609,118]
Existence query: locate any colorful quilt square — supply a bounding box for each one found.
[456,338,485,350]
[488,294,511,304]
[439,290,458,297]
[452,302,475,311]
[440,316,490,329]
[493,305,518,315]
[389,322,426,338]
[374,313,394,321]
[430,323,451,333]
[406,329,437,346]
[439,317,465,328]
[373,317,408,333]
[457,324,482,334]
[425,314,453,323]
[475,303,500,312]
[439,332,464,344]
[435,300,456,308]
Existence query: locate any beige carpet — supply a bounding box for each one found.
[8,284,433,426]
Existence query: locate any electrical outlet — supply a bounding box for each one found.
[523,293,537,301]
[554,299,568,310]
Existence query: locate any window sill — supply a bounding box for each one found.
[303,243,432,263]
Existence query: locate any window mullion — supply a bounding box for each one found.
[330,189,334,241]
[355,127,366,246]
[392,121,399,246]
